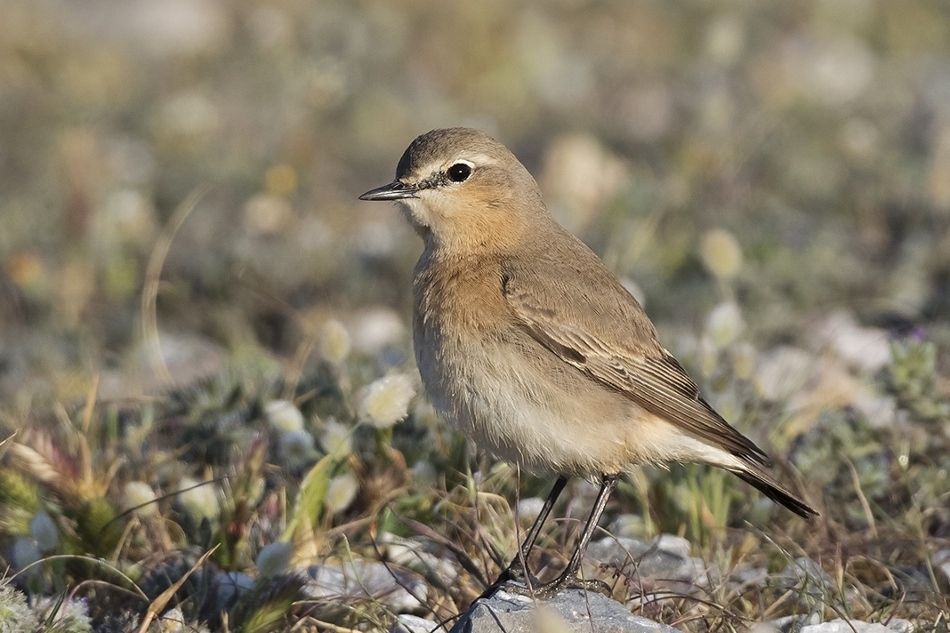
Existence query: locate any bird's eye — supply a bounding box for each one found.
[447,162,472,183]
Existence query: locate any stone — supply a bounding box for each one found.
[303,560,426,612]
[933,549,950,587]
[799,618,915,633]
[585,535,703,583]
[450,586,681,633]
[777,558,834,593]
[392,614,441,633]
[764,615,914,633]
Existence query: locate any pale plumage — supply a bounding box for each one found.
[360,127,817,597]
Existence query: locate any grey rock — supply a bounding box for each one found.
[392,614,442,633]
[303,560,426,612]
[777,558,834,593]
[450,586,681,633]
[765,615,914,633]
[586,535,703,582]
[800,619,915,633]
[383,534,460,584]
[934,549,950,586]
[766,614,821,633]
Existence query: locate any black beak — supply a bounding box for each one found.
[359,181,418,201]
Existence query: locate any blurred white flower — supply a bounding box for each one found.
[355,220,398,257]
[243,193,292,236]
[278,429,317,467]
[319,319,351,365]
[540,133,629,230]
[265,400,305,433]
[705,14,745,64]
[516,497,545,528]
[159,606,185,632]
[156,91,219,140]
[0,586,38,628]
[350,308,405,355]
[176,477,219,523]
[32,594,91,629]
[705,302,745,349]
[325,473,359,515]
[30,511,59,551]
[801,37,875,106]
[101,188,156,245]
[755,346,819,401]
[256,541,293,576]
[124,481,160,517]
[700,229,743,281]
[699,334,719,377]
[816,311,890,372]
[358,374,415,429]
[732,342,758,381]
[320,418,352,457]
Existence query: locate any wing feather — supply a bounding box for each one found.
[503,265,771,467]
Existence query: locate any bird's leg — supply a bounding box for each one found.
[535,473,619,598]
[477,475,568,599]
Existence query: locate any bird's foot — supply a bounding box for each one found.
[496,572,611,600]
[536,573,612,599]
[475,566,540,602]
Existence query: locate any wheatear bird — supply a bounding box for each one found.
[360,128,817,596]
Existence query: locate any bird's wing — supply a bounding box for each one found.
[501,247,771,468]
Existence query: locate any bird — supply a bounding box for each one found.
[359,127,817,597]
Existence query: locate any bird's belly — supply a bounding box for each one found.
[417,334,644,476]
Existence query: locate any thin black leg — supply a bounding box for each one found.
[538,473,619,595]
[478,475,568,598]
[514,475,568,566]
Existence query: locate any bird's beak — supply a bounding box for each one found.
[359,180,418,201]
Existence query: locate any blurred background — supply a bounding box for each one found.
[1,1,949,629]
[2,0,949,405]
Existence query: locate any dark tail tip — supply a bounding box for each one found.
[736,471,819,519]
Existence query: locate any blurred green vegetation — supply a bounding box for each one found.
[0,0,948,630]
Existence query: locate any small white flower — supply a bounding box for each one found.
[265,400,305,433]
[700,228,743,281]
[124,481,160,517]
[705,301,745,349]
[159,606,185,632]
[278,429,317,467]
[358,374,415,428]
[0,586,38,628]
[319,418,352,457]
[30,511,59,551]
[319,319,351,365]
[256,541,293,576]
[325,473,359,515]
[176,477,220,523]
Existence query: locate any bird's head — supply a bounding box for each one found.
[359,128,546,253]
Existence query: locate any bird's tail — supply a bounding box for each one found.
[733,465,819,519]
